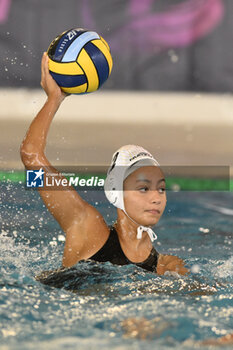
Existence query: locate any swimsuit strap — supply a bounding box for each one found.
[110,226,159,273]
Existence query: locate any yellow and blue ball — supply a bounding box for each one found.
[47,28,113,94]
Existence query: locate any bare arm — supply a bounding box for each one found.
[20,53,109,267]
[156,254,189,276]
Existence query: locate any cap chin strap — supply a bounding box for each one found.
[123,210,157,242]
[137,225,157,242]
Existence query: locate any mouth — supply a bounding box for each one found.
[146,209,161,215]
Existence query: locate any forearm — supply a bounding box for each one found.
[20,96,62,165]
[21,52,67,167]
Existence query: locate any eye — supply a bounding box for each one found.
[138,186,149,192]
[158,187,166,194]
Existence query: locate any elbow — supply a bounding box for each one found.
[20,141,42,169]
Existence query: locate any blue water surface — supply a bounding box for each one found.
[0,182,233,350]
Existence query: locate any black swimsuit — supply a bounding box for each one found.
[36,226,159,289]
[90,226,159,273]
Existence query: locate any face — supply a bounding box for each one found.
[123,166,167,227]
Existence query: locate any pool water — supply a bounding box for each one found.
[0,182,233,350]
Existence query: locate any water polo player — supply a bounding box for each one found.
[20,53,188,276]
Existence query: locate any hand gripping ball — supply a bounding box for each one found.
[47,28,113,94]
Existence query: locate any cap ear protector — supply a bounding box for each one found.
[104,151,125,210]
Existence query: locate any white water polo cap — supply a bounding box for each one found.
[104,145,160,242]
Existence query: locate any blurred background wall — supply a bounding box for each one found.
[0,0,232,173]
[0,0,232,92]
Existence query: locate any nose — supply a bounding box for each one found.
[150,190,161,204]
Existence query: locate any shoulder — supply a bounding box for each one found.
[62,204,111,267]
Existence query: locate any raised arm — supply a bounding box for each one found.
[20,53,109,267]
[21,53,67,162]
